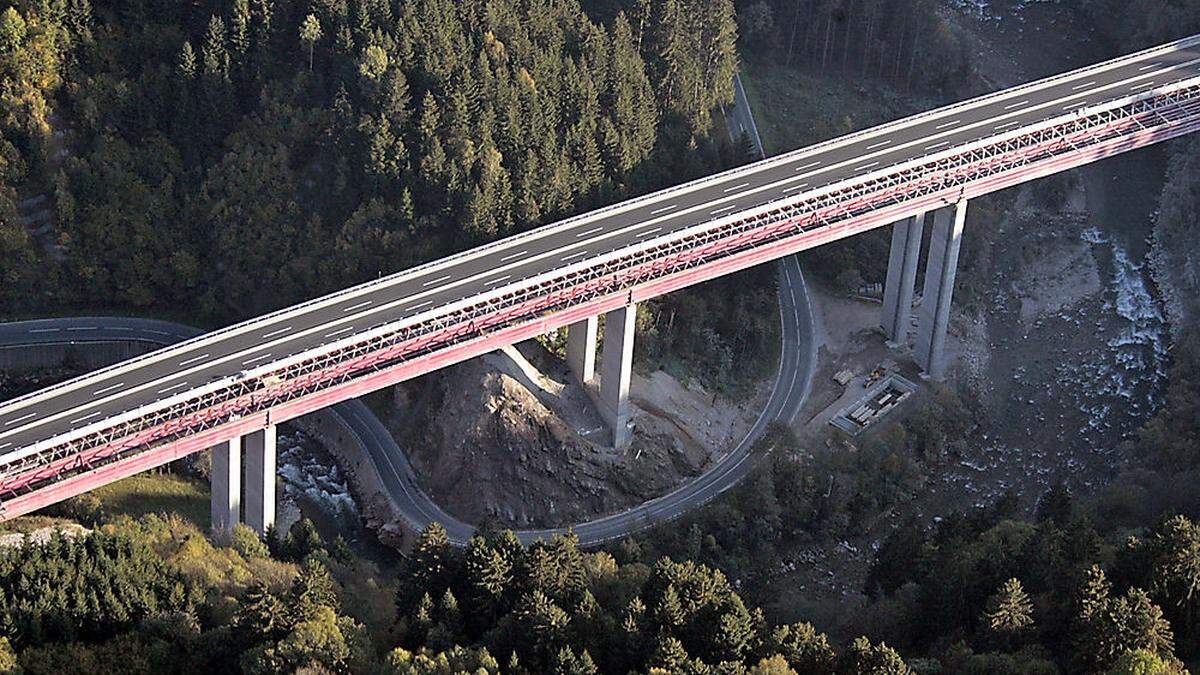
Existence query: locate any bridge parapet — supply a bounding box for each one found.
[3,69,1200,518]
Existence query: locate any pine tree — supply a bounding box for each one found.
[1148,515,1200,642]
[655,583,684,632]
[550,645,598,675]
[237,582,285,641]
[983,577,1034,644]
[767,622,837,675]
[290,557,338,619]
[649,636,690,672]
[402,523,452,612]
[201,15,229,80]
[465,536,511,622]
[178,41,197,79]
[837,636,913,674]
[299,13,322,70]
[230,0,250,59]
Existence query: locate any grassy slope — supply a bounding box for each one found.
[91,473,210,526]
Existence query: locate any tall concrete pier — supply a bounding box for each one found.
[914,201,968,380]
[881,212,926,345]
[210,438,242,541]
[210,425,278,540]
[599,304,637,449]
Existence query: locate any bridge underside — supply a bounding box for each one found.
[2,78,1200,521]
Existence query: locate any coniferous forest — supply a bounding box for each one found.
[3,0,1200,673]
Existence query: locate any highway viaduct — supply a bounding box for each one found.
[2,34,1200,540]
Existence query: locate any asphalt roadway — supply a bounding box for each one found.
[3,36,1199,471]
[0,308,812,545]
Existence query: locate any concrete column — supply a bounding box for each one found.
[600,303,637,449]
[210,437,241,541]
[914,201,968,380]
[881,212,926,344]
[243,425,277,536]
[565,316,598,385]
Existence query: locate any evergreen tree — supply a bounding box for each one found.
[290,558,339,619]
[837,637,913,675]
[236,582,285,642]
[1147,515,1200,644]
[178,41,196,79]
[299,13,322,70]
[983,578,1035,645]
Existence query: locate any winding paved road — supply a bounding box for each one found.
[0,71,819,545]
[0,279,813,545]
[5,37,1197,459]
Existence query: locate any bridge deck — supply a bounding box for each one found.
[2,35,1200,508]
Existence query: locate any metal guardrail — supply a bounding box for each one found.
[2,34,1195,420]
[4,78,1199,499]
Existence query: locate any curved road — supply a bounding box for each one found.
[0,260,813,546]
[0,73,818,546]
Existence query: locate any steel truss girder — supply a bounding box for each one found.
[4,84,1200,501]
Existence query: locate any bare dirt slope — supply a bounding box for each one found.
[385,341,765,528]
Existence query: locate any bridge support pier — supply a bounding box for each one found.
[881,212,926,344]
[210,438,241,542]
[244,425,277,536]
[566,317,598,385]
[209,425,278,541]
[600,303,637,449]
[914,200,968,380]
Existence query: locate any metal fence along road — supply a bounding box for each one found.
[2,35,1200,518]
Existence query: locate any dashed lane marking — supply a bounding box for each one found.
[92,382,125,396]
[178,353,209,367]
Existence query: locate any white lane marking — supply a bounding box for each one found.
[925,141,950,150]
[113,326,132,331]
[1063,101,1088,111]
[1131,81,1156,91]
[485,275,511,287]
[1139,62,1160,71]
[782,183,809,194]
[422,274,451,287]
[576,226,604,238]
[29,328,59,334]
[637,227,662,238]
[242,353,273,366]
[710,204,738,215]
[1072,80,1097,90]
[178,353,209,367]
[405,300,432,312]
[261,326,292,339]
[3,413,36,426]
[935,119,961,130]
[71,412,100,424]
[867,140,891,149]
[500,250,527,262]
[0,443,10,451]
[342,300,372,313]
[67,327,97,331]
[92,382,125,396]
[995,120,1021,131]
[9,49,1185,432]
[562,250,589,262]
[325,326,353,339]
[723,182,751,193]
[855,162,880,172]
[157,382,189,395]
[795,161,821,171]
[1004,100,1030,110]
[650,204,677,215]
